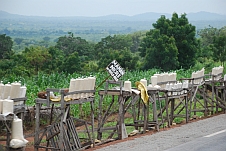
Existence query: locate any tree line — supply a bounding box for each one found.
[0,13,226,78]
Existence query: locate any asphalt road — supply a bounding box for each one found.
[94,113,226,151]
[165,129,226,151]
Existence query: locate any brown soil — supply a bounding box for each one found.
[1,111,224,151]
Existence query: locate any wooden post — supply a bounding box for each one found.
[90,100,95,148]
[59,89,65,150]
[97,95,103,140]
[152,92,159,131]
[143,100,148,133]
[170,98,175,125]
[34,101,40,151]
[118,96,127,139]
[185,95,188,123]
[165,93,170,127]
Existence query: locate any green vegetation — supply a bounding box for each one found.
[0,13,226,116]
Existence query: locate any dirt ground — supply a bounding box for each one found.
[1,112,223,151]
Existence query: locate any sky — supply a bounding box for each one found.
[0,0,226,17]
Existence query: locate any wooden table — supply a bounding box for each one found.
[97,88,140,140]
[34,88,95,151]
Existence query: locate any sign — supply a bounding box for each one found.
[106,60,125,81]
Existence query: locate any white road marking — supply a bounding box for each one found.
[204,129,226,138]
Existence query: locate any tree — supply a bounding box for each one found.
[56,33,94,60]
[140,29,179,71]
[169,13,198,69]
[95,35,139,71]
[21,46,51,74]
[47,46,64,72]
[94,35,133,60]
[198,26,226,67]
[139,13,198,70]
[97,48,139,71]
[211,28,226,66]
[0,34,14,59]
[128,31,146,53]
[198,26,218,48]
[60,51,81,74]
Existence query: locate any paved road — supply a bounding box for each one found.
[165,129,226,151]
[94,114,226,151]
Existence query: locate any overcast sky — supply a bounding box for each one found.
[0,0,226,17]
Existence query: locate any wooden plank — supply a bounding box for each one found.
[97,95,103,140]
[34,103,40,151]
[67,118,81,150]
[90,99,95,148]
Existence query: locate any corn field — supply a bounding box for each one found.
[0,67,210,117]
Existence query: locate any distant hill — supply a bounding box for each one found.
[0,10,226,21]
[0,10,225,43]
[186,11,226,21]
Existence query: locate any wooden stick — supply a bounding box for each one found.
[95,75,111,89]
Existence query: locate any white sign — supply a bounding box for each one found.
[106,60,125,81]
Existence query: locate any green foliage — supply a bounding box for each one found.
[140,13,199,71]
[95,35,140,71]
[211,32,226,67]
[141,29,179,71]
[56,33,94,60]
[83,61,99,72]
[60,51,82,74]
[46,46,64,73]
[170,13,198,69]
[14,38,24,45]
[94,35,132,59]
[198,26,226,68]
[21,46,51,74]
[0,34,14,59]
[0,21,225,80]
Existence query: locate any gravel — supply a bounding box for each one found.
[94,114,226,151]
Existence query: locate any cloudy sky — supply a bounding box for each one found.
[0,0,226,17]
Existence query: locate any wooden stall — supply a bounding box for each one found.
[147,82,191,128]
[34,88,95,151]
[205,72,226,114]
[189,67,224,117]
[97,80,145,141]
[144,89,163,131]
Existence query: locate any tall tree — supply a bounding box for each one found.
[56,33,94,60]
[22,46,51,74]
[97,48,138,71]
[161,13,198,69]
[60,51,81,74]
[94,35,133,59]
[211,27,226,66]
[0,34,14,59]
[95,35,139,71]
[140,29,179,71]
[198,26,226,67]
[140,13,198,70]
[47,46,64,73]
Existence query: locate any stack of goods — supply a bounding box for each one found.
[146,72,190,96]
[68,76,96,100]
[191,68,205,85]
[0,81,27,114]
[211,66,224,81]
[148,72,177,90]
[0,82,28,149]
